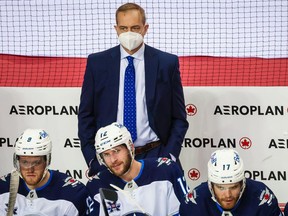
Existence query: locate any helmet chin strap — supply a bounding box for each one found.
[122,143,135,176]
[39,167,49,184]
[35,157,51,188]
[119,143,135,178]
[121,152,134,177]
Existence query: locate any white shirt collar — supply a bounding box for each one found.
[120,43,145,61]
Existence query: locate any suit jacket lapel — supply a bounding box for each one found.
[108,46,121,119]
[144,45,158,110]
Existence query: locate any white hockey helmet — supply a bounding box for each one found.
[207,149,245,184]
[95,122,133,166]
[14,129,52,170]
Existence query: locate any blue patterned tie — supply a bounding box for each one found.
[124,56,137,141]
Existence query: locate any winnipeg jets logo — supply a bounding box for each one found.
[5,203,18,215]
[106,201,121,213]
[259,187,273,206]
[157,157,172,167]
[62,176,80,187]
[39,130,48,138]
[185,189,197,204]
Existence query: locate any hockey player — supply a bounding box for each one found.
[189,148,283,216]
[0,129,95,215]
[86,122,193,216]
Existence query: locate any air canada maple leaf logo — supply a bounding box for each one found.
[239,137,252,149]
[186,104,197,116]
[188,168,200,181]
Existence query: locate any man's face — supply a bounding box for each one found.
[19,156,46,187]
[102,144,132,177]
[213,182,242,210]
[115,9,148,37]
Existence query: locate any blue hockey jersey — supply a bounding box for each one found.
[86,158,193,216]
[189,178,283,216]
[0,170,94,216]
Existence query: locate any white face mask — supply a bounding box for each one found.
[118,31,143,51]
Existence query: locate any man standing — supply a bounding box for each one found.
[78,2,188,176]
